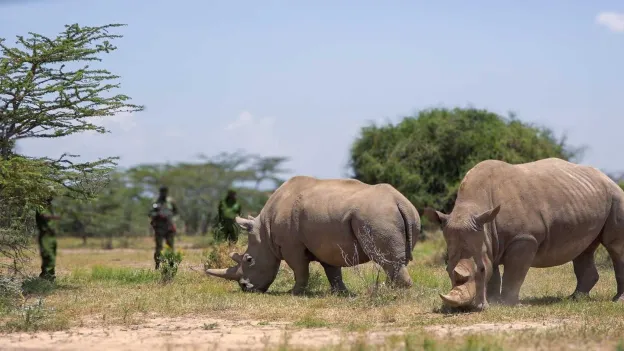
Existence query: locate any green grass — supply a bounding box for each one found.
[88,265,159,284]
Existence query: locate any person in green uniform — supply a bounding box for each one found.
[148,186,179,269]
[217,189,242,244]
[36,197,61,282]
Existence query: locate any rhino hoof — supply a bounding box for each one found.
[331,288,350,297]
[612,295,624,302]
[475,301,489,311]
[569,292,590,301]
[290,288,306,296]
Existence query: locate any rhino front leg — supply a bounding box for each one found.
[500,235,538,306]
[320,262,349,295]
[487,265,501,303]
[283,250,310,296]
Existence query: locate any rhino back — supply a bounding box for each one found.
[262,178,401,266]
[458,158,616,267]
[296,183,414,266]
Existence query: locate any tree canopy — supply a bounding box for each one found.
[348,107,585,213]
[0,23,143,268]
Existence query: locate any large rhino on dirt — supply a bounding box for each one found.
[205,175,421,295]
[424,158,624,310]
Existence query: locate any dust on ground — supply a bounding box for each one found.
[0,316,568,351]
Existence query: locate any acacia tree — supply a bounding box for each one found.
[0,23,143,268]
[349,107,584,214]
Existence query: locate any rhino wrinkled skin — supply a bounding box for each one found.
[424,158,624,310]
[206,176,421,295]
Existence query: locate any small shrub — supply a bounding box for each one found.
[21,277,56,296]
[3,298,68,332]
[158,247,183,283]
[305,267,327,293]
[0,277,23,313]
[595,245,613,269]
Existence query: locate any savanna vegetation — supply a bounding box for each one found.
[3,22,624,351]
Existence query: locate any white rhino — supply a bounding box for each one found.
[206,176,421,295]
[424,158,624,310]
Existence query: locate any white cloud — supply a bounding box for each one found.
[225,111,254,130]
[88,111,137,133]
[596,12,624,33]
[224,110,275,131]
[222,111,281,156]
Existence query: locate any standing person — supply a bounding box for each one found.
[217,189,242,244]
[36,197,61,282]
[148,186,179,269]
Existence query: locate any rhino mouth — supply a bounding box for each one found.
[238,278,268,293]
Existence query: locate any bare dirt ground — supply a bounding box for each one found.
[0,316,567,351]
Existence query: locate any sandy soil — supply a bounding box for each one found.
[0,316,566,351]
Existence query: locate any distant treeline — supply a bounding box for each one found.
[52,152,289,242]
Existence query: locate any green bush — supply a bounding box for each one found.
[349,107,583,213]
[158,247,183,283]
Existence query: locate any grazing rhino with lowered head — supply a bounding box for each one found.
[424,158,624,310]
[205,175,420,295]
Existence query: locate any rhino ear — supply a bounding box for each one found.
[235,216,254,232]
[473,205,501,227]
[423,207,450,228]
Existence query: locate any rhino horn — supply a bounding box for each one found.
[439,280,476,307]
[229,252,243,264]
[205,266,241,281]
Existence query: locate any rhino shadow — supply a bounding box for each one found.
[262,290,357,298]
[433,295,570,314]
[519,296,567,306]
[433,305,481,315]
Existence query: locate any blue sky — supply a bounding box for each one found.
[3,0,624,179]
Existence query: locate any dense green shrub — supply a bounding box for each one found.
[349,107,584,213]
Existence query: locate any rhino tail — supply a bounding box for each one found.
[397,203,414,263]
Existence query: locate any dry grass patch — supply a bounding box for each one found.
[2,233,624,349]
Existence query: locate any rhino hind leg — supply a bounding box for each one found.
[598,204,624,302]
[601,243,624,302]
[351,220,412,289]
[569,237,601,300]
[383,264,412,288]
[320,262,349,294]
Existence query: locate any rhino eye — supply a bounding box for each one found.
[243,254,255,266]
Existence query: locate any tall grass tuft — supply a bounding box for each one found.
[158,247,183,283]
